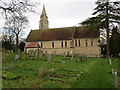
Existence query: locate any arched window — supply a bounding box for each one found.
[41,42,43,47]
[61,41,63,48]
[65,41,67,47]
[52,42,54,48]
[75,40,77,47]
[78,40,80,46]
[86,40,88,46]
[91,40,93,46]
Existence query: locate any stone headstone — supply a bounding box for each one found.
[39,50,43,58]
[15,54,19,60]
[35,50,37,57]
[31,50,34,56]
[62,61,66,63]
[64,52,66,57]
[45,51,48,56]
[47,54,51,62]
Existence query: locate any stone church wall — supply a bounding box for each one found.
[25,38,101,57]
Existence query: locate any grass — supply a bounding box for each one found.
[2,52,114,88]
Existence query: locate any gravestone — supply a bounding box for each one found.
[47,54,52,62]
[35,50,37,58]
[31,50,34,56]
[52,51,56,55]
[15,54,19,60]
[62,61,66,63]
[39,50,43,58]
[45,51,48,56]
[63,52,66,57]
[39,67,49,78]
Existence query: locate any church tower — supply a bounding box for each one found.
[39,5,49,30]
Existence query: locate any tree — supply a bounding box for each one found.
[19,41,25,52]
[80,0,120,57]
[110,26,120,57]
[5,16,28,53]
[2,35,14,51]
[2,26,15,51]
[0,0,40,18]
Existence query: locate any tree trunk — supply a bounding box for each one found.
[15,34,19,53]
[106,1,110,58]
[106,27,110,58]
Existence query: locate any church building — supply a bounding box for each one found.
[25,5,101,57]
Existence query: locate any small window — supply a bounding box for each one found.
[91,41,93,46]
[61,41,63,48]
[65,41,67,47]
[86,40,88,46]
[52,42,54,48]
[41,42,43,47]
[75,40,77,47]
[78,40,80,46]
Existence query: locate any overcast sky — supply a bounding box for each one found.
[0,0,98,38]
[0,0,118,38]
[28,0,97,30]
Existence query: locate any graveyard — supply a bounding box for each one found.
[2,51,119,88]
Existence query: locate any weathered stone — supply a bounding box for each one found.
[15,54,19,60]
[39,67,49,78]
[47,54,52,62]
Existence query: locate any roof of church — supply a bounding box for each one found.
[74,27,99,38]
[26,26,99,42]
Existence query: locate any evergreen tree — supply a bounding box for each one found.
[80,0,120,57]
[19,42,25,52]
[110,26,120,57]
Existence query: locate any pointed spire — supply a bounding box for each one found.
[41,4,47,18]
[39,4,49,30]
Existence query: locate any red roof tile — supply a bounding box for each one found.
[25,42,40,48]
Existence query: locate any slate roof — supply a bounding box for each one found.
[74,27,99,39]
[26,26,99,42]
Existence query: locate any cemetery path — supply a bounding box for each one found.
[71,59,113,88]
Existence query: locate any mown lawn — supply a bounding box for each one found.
[2,52,114,88]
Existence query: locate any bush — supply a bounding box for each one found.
[2,70,20,80]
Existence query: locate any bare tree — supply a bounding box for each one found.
[0,0,40,18]
[5,16,28,53]
[0,0,40,54]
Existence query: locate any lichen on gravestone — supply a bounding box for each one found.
[38,67,49,78]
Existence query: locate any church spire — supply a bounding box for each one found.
[39,5,49,30]
[42,5,47,16]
